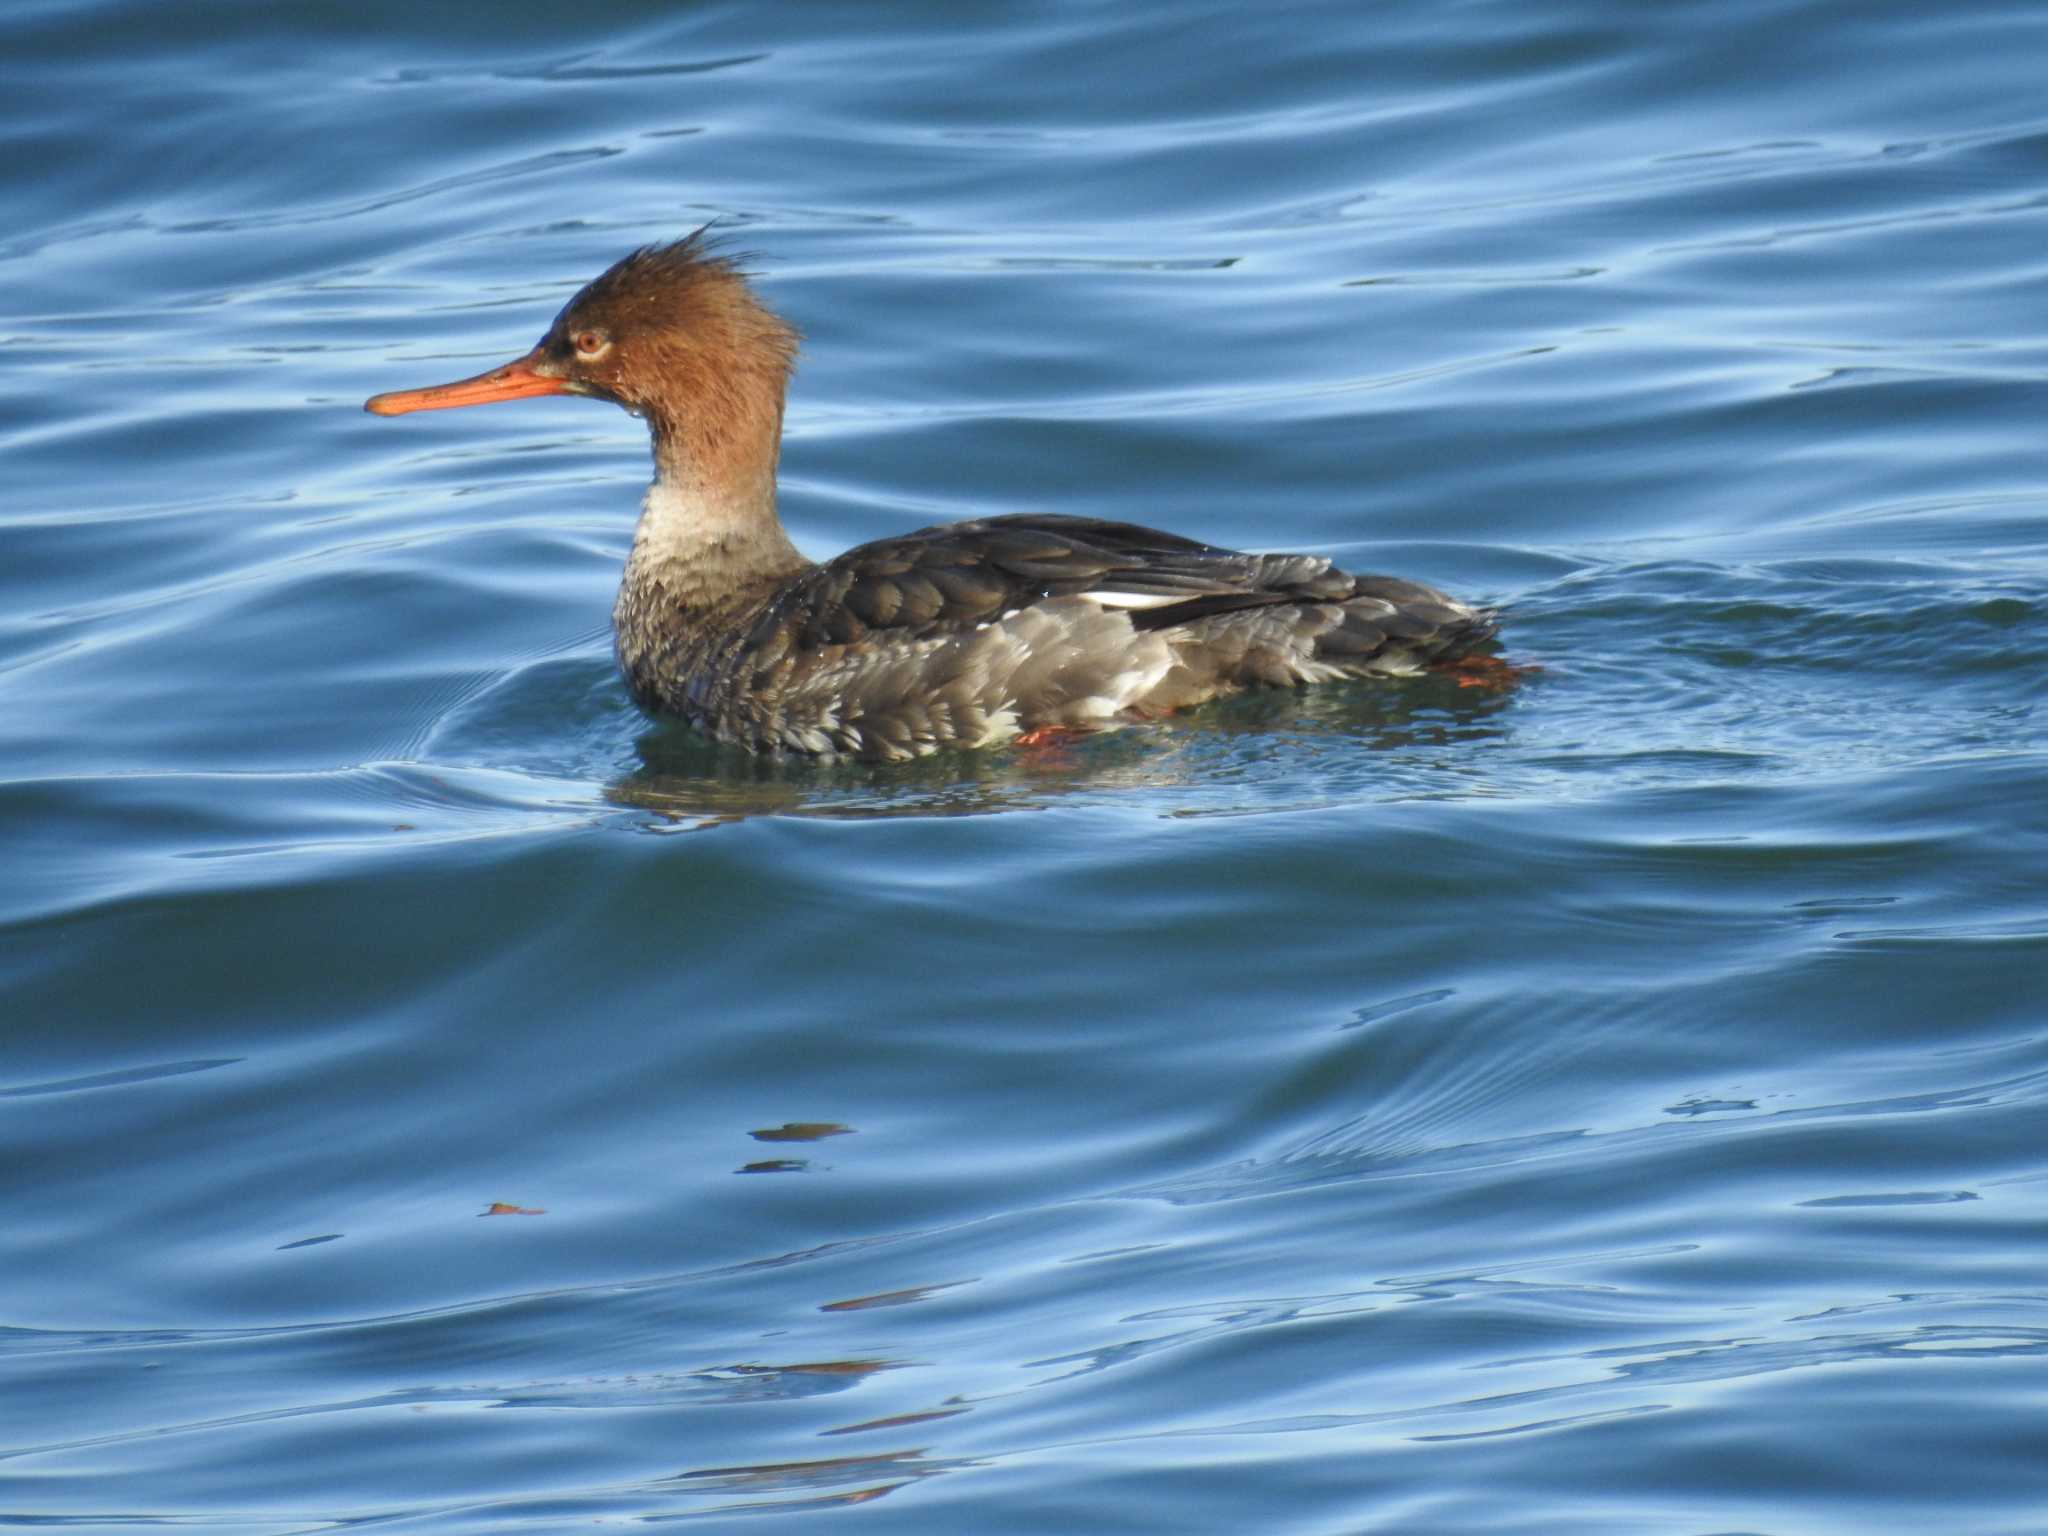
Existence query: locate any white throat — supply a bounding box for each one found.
[617,469,809,625]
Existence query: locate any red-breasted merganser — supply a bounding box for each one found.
[366,233,1499,759]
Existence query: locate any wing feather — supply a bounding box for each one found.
[767,514,1360,651]
[754,513,1489,670]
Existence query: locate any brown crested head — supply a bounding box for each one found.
[365,232,800,482]
[530,233,799,419]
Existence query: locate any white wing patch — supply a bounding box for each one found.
[1081,590,1191,611]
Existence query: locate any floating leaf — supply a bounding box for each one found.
[750,1122,854,1143]
[820,1280,972,1312]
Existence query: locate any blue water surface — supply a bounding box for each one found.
[4,2,2047,1531]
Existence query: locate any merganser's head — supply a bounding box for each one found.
[365,230,798,433]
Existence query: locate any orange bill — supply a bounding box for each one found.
[364,348,567,416]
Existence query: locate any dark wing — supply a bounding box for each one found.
[743,513,1354,657]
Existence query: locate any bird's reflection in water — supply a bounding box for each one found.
[604,675,1519,830]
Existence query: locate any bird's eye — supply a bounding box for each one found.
[573,329,610,359]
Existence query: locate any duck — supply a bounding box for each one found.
[365,232,1500,760]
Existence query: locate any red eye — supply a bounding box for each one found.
[574,330,606,354]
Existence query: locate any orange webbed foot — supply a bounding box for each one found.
[1430,655,1542,691]
[1014,724,1087,748]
